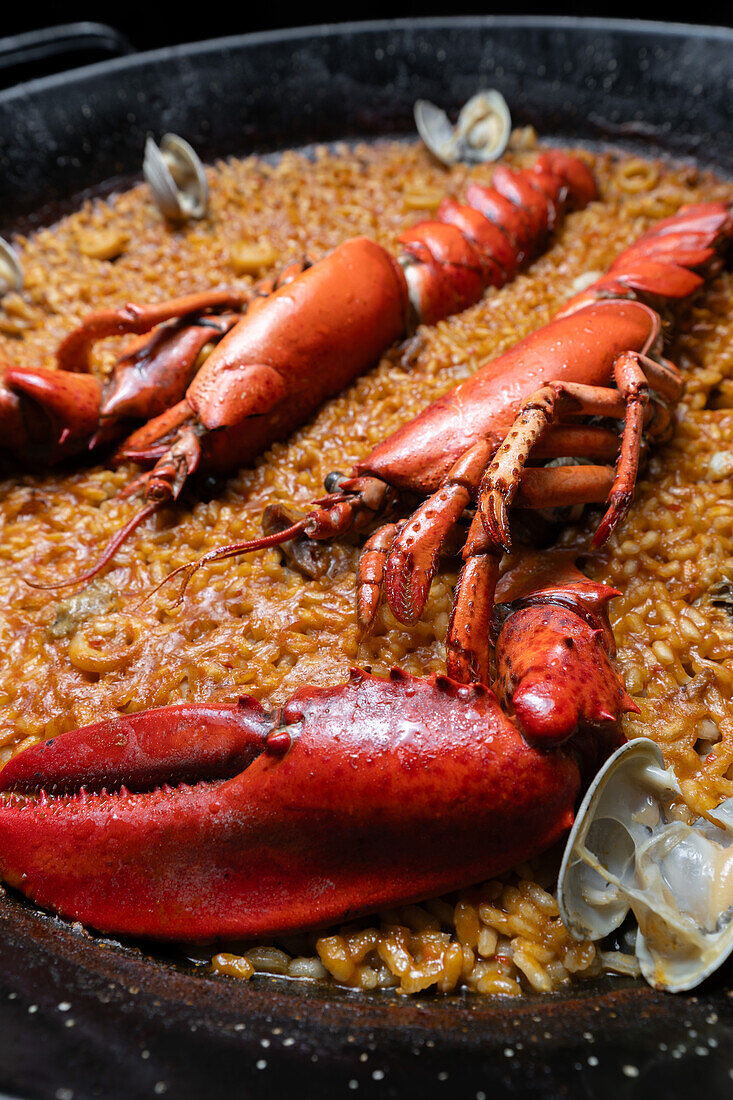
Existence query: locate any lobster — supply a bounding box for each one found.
[0,553,633,940]
[1,150,596,585]
[174,200,733,686]
[0,201,728,945]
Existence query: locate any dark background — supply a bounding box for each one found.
[3,3,733,55]
[2,4,732,93]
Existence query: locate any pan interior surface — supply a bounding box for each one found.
[2,16,733,231]
[1,16,733,1100]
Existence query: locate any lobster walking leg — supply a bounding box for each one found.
[55,290,249,374]
[477,346,684,551]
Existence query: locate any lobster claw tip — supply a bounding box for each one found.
[511,678,584,746]
[0,702,273,797]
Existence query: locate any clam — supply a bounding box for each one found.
[143,133,209,222]
[558,738,733,992]
[414,90,511,166]
[0,236,23,297]
[710,576,733,618]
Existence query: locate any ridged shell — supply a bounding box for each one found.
[558,738,733,992]
[143,133,209,222]
[414,90,511,166]
[0,236,23,296]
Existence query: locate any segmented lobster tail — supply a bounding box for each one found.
[397,154,597,325]
[560,200,733,315]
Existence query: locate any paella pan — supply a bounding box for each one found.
[1,17,730,1100]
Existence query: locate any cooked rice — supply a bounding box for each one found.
[1,134,731,996]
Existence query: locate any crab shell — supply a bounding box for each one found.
[558,737,733,992]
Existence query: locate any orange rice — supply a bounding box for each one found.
[1,133,732,995]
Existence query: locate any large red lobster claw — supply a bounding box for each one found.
[0,569,632,942]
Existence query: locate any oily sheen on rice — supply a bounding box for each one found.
[1,137,732,995]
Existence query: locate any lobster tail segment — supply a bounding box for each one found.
[561,199,733,315]
[397,152,596,326]
[533,151,598,209]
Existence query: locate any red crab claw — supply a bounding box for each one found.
[0,656,626,942]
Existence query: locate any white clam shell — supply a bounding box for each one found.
[558,738,733,992]
[0,236,23,296]
[143,133,209,222]
[414,90,511,166]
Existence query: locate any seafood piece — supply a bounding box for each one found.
[143,133,209,222]
[0,565,631,941]
[200,201,731,684]
[558,738,733,992]
[1,289,247,466]
[415,90,512,166]
[4,150,595,585]
[0,236,23,296]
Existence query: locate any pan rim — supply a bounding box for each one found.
[1,14,733,107]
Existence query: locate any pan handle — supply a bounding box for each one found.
[0,22,135,89]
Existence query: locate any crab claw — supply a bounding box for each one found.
[0,668,613,943]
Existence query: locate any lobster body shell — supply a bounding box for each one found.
[120,238,409,474]
[357,298,660,493]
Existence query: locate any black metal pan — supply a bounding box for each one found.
[1,17,732,1099]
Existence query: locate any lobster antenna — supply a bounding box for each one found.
[145,521,309,605]
[26,501,162,591]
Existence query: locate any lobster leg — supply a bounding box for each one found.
[56,290,249,374]
[373,422,624,629]
[382,439,495,625]
[445,476,616,684]
[356,522,401,628]
[477,348,684,551]
[441,355,681,680]
[99,312,240,427]
[445,523,501,686]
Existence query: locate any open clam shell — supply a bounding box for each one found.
[143,133,209,222]
[0,236,23,296]
[414,90,511,166]
[558,738,733,992]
